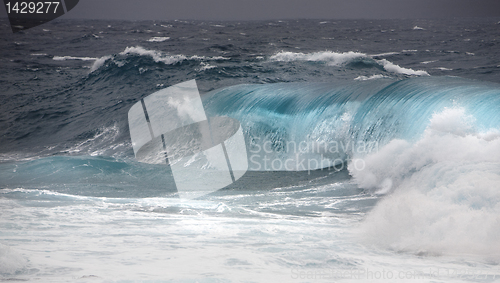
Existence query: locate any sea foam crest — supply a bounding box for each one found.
[86,46,230,72]
[147,36,170,42]
[53,55,98,61]
[120,46,188,65]
[270,51,429,76]
[351,107,500,258]
[0,243,27,275]
[270,51,366,66]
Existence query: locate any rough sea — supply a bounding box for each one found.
[1,18,500,282]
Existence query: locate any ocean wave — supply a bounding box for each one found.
[119,46,188,65]
[86,46,231,73]
[53,55,98,61]
[354,74,389,81]
[197,62,217,72]
[353,107,500,259]
[90,55,112,72]
[269,51,429,76]
[370,52,400,57]
[0,243,27,275]
[270,51,366,66]
[52,46,232,74]
[377,59,429,76]
[0,155,177,198]
[147,36,170,42]
[203,77,499,171]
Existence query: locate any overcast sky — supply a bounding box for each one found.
[2,0,500,20]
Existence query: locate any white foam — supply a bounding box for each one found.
[413,26,425,30]
[197,62,216,71]
[119,46,229,66]
[421,60,438,64]
[209,56,230,60]
[354,74,388,81]
[63,123,127,157]
[370,52,399,57]
[0,243,27,275]
[147,36,170,42]
[350,107,500,259]
[90,55,112,72]
[53,56,98,61]
[270,51,366,66]
[377,59,429,76]
[120,46,187,65]
[270,51,429,76]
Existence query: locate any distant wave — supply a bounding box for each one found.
[269,51,429,76]
[147,36,170,42]
[119,46,230,63]
[354,107,500,258]
[270,51,365,66]
[51,46,231,73]
[119,46,188,65]
[53,48,428,77]
[354,74,388,81]
[53,55,98,61]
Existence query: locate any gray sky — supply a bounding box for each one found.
[2,0,500,20]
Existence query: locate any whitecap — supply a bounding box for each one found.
[53,56,97,61]
[147,36,170,42]
[90,56,112,72]
[377,59,429,76]
[352,107,500,259]
[270,51,429,76]
[354,74,389,81]
[120,46,187,65]
[269,51,366,66]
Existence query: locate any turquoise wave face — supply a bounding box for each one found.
[202,77,500,170]
[2,77,499,173]
[0,156,178,198]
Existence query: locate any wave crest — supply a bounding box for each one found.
[270,51,429,76]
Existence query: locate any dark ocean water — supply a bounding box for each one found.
[1,18,500,282]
